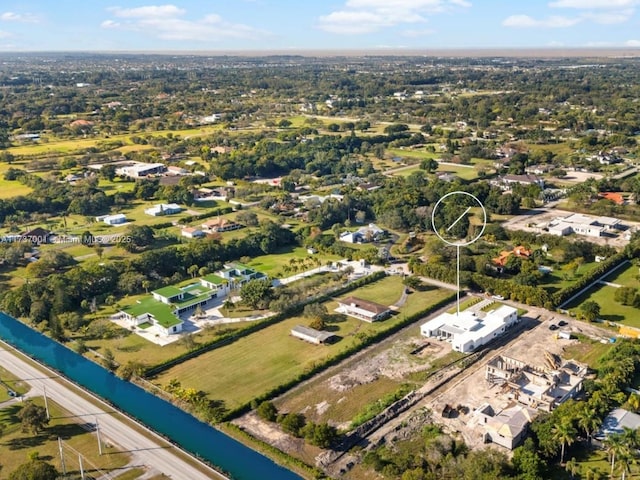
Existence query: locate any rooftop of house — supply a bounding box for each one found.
[202,274,228,285]
[482,403,537,439]
[152,285,183,299]
[123,297,182,328]
[291,325,336,343]
[599,408,640,439]
[338,296,390,315]
[172,285,213,309]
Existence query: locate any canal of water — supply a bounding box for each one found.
[0,311,302,480]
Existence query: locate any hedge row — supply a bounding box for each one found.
[178,206,234,224]
[223,424,325,479]
[551,252,627,306]
[144,270,387,377]
[223,291,457,421]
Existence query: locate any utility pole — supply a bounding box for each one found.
[78,454,85,480]
[43,385,50,420]
[58,437,67,476]
[95,417,103,455]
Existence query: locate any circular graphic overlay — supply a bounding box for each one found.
[431,190,487,246]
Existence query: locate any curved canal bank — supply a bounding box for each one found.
[0,311,302,480]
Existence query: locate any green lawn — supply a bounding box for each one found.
[0,176,33,199]
[153,283,453,410]
[563,263,640,325]
[562,335,613,367]
[540,261,602,294]
[245,246,339,276]
[0,397,131,477]
[83,321,248,367]
[435,164,480,181]
[0,365,31,402]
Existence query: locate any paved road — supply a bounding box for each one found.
[0,345,224,480]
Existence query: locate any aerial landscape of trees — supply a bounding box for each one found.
[2,52,640,479]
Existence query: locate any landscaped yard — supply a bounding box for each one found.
[564,262,640,326]
[244,246,339,276]
[153,281,453,410]
[539,261,602,295]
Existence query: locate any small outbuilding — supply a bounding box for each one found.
[290,325,336,345]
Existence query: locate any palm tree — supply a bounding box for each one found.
[627,393,640,413]
[552,420,577,464]
[565,457,579,479]
[604,432,629,479]
[578,406,602,445]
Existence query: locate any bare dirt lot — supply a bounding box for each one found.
[420,312,613,450]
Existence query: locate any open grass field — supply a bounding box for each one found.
[245,246,339,276]
[83,319,248,368]
[562,335,613,367]
[564,262,640,326]
[6,126,228,157]
[153,280,452,410]
[0,365,30,402]
[0,397,131,478]
[539,261,602,294]
[0,176,33,199]
[436,163,480,181]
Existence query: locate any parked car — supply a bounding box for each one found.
[548,324,559,331]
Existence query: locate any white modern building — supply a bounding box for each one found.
[547,213,621,238]
[101,213,127,225]
[144,203,182,216]
[116,162,166,178]
[420,305,519,353]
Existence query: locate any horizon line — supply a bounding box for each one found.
[1,47,640,58]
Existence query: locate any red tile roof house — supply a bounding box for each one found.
[335,296,392,322]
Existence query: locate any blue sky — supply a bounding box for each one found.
[0,0,639,51]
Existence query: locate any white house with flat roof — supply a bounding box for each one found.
[547,213,621,238]
[420,305,518,353]
[116,162,166,178]
[144,203,182,216]
[102,213,127,225]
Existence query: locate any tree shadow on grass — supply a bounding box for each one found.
[325,313,347,324]
[116,344,142,353]
[5,433,48,450]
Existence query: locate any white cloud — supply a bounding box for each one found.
[502,14,581,28]
[0,12,39,23]
[318,0,469,34]
[100,20,121,29]
[581,9,633,23]
[626,39,640,45]
[549,0,639,8]
[108,5,186,18]
[103,4,268,41]
[0,30,11,38]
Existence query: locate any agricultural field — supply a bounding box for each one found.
[153,276,453,410]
